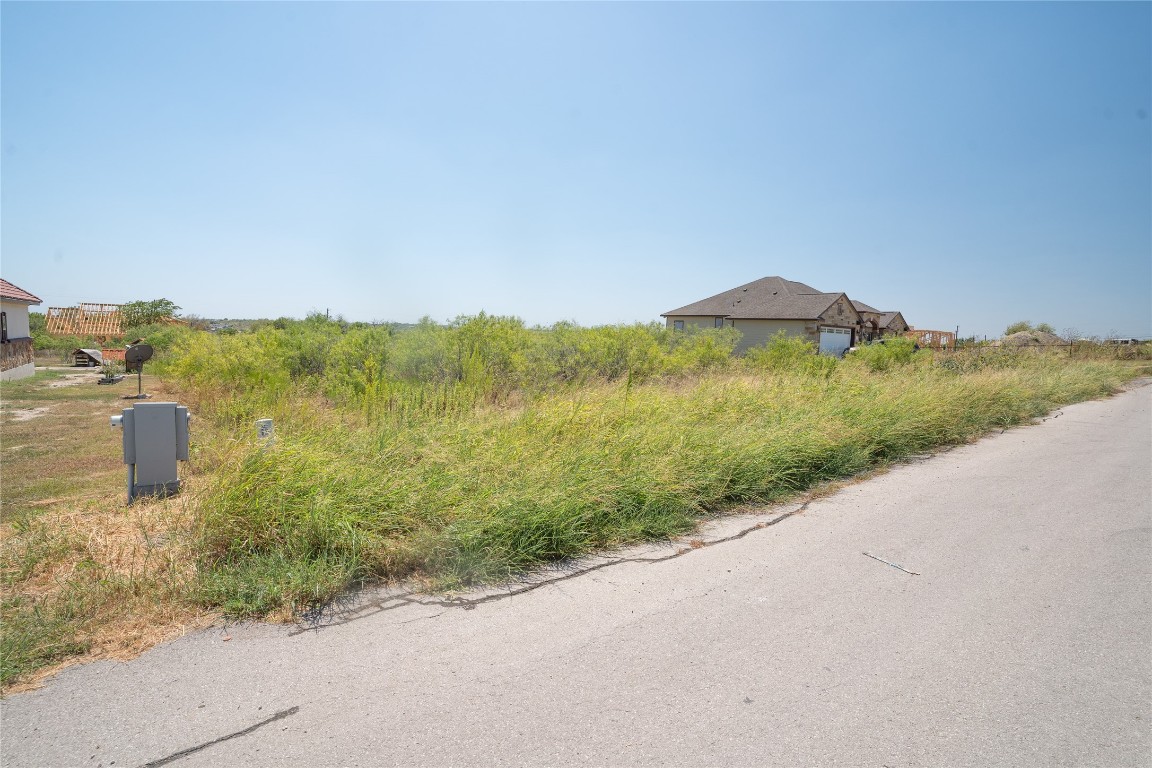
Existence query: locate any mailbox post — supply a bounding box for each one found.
[124,343,154,400]
[110,402,191,503]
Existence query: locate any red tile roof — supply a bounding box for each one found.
[0,279,42,304]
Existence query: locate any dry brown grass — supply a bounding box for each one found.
[1,371,162,523]
[2,490,215,692]
[1,371,219,692]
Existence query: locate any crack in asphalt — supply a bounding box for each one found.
[288,502,809,635]
[140,706,300,767]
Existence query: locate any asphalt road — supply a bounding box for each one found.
[3,385,1149,768]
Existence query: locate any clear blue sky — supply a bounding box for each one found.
[3,1,1149,339]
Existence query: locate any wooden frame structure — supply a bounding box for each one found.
[904,329,955,351]
[46,304,124,338]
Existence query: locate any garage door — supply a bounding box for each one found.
[818,327,853,357]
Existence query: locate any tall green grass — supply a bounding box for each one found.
[161,319,1139,616]
[161,315,740,425]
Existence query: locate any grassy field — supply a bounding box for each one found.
[185,354,1141,617]
[1,370,132,524]
[2,325,1148,691]
[0,370,212,691]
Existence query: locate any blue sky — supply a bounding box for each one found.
[3,1,1149,339]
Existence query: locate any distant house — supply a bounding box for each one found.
[662,276,909,356]
[877,311,910,337]
[1,279,43,381]
[851,301,910,342]
[662,276,865,356]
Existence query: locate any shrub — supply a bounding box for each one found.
[745,331,838,376]
[121,299,180,327]
[122,323,194,355]
[847,337,919,372]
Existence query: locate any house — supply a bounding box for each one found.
[877,311,910,337]
[851,301,910,342]
[1,279,43,381]
[662,276,865,356]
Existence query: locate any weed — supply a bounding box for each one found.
[174,336,1136,616]
[3,318,1142,689]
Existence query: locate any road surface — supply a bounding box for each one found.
[3,384,1149,767]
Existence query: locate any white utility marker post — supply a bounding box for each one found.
[256,418,275,449]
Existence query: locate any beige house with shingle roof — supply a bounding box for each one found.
[876,311,910,338]
[663,276,863,355]
[851,301,910,342]
[663,276,908,356]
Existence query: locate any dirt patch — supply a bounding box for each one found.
[6,407,51,422]
[48,373,101,388]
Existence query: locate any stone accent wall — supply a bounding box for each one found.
[815,300,863,345]
[1,337,34,372]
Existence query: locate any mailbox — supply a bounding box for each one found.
[110,402,191,502]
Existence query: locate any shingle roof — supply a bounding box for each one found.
[663,276,846,320]
[0,279,42,305]
[878,311,905,328]
[851,300,881,314]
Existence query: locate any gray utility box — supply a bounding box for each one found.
[110,402,190,502]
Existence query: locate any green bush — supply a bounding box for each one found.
[847,337,920,372]
[121,299,180,327]
[150,312,1145,617]
[745,331,838,376]
[32,331,86,362]
[179,348,1136,616]
[122,323,194,356]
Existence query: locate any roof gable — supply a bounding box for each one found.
[816,293,862,324]
[664,276,861,321]
[0,279,42,305]
[663,276,818,316]
[878,311,907,329]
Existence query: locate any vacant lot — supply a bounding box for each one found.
[1,370,212,691]
[2,370,129,524]
[2,330,1147,692]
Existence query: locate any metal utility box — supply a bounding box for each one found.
[110,402,191,502]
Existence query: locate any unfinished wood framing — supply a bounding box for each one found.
[904,329,955,350]
[46,304,124,337]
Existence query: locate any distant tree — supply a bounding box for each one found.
[122,298,181,327]
[1005,321,1033,335]
[29,311,45,333]
[181,314,211,331]
[1035,322,1055,334]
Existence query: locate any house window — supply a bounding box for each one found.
[714,317,724,328]
[673,320,685,331]
[837,303,844,316]
[1,312,7,343]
